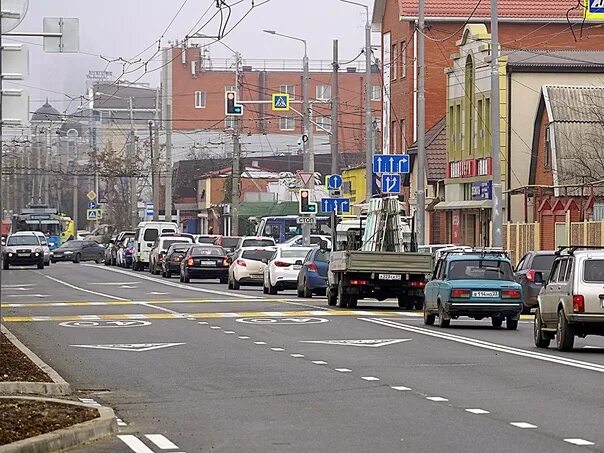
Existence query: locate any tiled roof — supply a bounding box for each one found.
[397,0,584,19]
[408,117,447,182]
[506,50,604,70]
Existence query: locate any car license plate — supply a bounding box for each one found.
[18,253,30,257]
[379,274,402,280]
[200,260,215,266]
[251,274,263,279]
[472,291,499,298]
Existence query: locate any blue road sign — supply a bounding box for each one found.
[326,174,343,191]
[146,204,154,217]
[381,174,401,194]
[320,198,350,213]
[87,200,97,210]
[373,154,410,174]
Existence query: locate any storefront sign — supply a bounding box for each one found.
[452,210,461,245]
[471,181,493,200]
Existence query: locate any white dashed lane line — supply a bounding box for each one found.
[391,386,412,391]
[360,376,380,381]
[270,347,285,351]
[564,438,595,446]
[465,408,490,414]
[426,396,449,402]
[238,336,250,339]
[312,360,328,365]
[118,434,184,453]
[510,422,538,429]
[145,434,180,449]
[290,354,305,358]
[335,368,352,373]
[254,341,267,345]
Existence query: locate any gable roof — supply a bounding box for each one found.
[506,50,604,72]
[396,0,586,21]
[529,85,604,195]
[407,116,447,183]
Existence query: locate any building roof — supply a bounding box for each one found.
[529,85,604,193]
[392,0,586,21]
[31,101,61,123]
[407,116,447,182]
[93,82,158,111]
[506,50,604,72]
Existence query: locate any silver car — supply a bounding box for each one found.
[534,247,604,351]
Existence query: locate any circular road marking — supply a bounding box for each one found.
[59,320,152,328]
[236,317,329,325]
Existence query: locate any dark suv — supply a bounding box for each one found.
[514,251,556,313]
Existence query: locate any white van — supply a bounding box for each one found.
[132,221,179,271]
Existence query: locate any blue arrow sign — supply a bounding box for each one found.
[373,154,410,174]
[381,174,401,194]
[87,200,97,210]
[320,198,350,213]
[326,174,343,190]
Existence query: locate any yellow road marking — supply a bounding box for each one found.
[2,309,399,322]
[1,298,292,308]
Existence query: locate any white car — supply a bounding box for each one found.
[149,236,193,275]
[228,248,275,290]
[132,221,179,271]
[263,247,315,294]
[236,236,276,250]
[282,234,331,249]
[32,231,51,266]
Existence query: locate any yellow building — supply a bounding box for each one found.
[342,165,367,205]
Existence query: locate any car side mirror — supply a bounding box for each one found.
[534,271,543,284]
[295,260,303,266]
[261,259,268,264]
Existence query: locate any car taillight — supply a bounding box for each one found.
[307,263,318,273]
[222,259,229,267]
[236,259,247,267]
[573,295,585,313]
[350,279,368,286]
[410,281,425,288]
[526,269,535,282]
[502,289,521,299]
[274,261,290,267]
[451,289,471,298]
[158,254,163,262]
[187,257,194,266]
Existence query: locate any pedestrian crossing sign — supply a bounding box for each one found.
[272,93,290,111]
[86,209,102,221]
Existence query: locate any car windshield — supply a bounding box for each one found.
[242,250,274,261]
[192,247,224,256]
[197,237,217,244]
[59,241,84,249]
[448,259,514,281]
[281,249,311,259]
[7,236,39,246]
[242,239,274,247]
[163,239,190,249]
[583,260,604,282]
[532,254,556,272]
[221,237,241,249]
[169,244,190,253]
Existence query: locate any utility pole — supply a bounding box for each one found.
[149,120,158,221]
[302,40,313,247]
[231,52,242,236]
[163,85,173,222]
[129,97,138,228]
[416,0,426,246]
[364,9,373,202]
[331,40,339,175]
[490,0,503,247]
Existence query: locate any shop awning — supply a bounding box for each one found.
[433,200,492,210]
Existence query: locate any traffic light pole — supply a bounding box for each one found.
[231,52,242,236]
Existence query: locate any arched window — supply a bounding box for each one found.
[464,55,474,156]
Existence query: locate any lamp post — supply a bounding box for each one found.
[339,0,373,201]
[264,30,314,246]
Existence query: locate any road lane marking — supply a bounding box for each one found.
[254,341,267,345]
[360,318,604,374]
[2,310,399,322]
[145,434,180,450]
[71,343,185,352]
[3,284,36,288]
[564,439,595,446]
[46,276,127,301]
[290,354,305,358]
[361,376,380,381]
[1,298,293,308]
[391,386,412,391]
[426,396,448,402]
[5,294,49,298]
[118,435,156,453]
[300,339,412,348]
[312,360,328,365]
[271,347,285,351]
[335,368,352,372]
[510,422,538,429]
[210,326,221,329]
[223,330,235,334]
[238,336,250,339]
[90,282,139,285]
[465,408,490,414]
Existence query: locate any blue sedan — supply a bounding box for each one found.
[297,248,329,298]
[424,252,523,329]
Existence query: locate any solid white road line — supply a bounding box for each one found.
[564,438,595,446]
[145,434,179,449]
[46,276,127,301]
[361,376,380,381]
[510,422,538,429]
[335,368,352,372]
[118,435,156,453]
[426,396,448,402]
[391,386,412,391]
[465,408,490,414]
[90,282,139,286]
[361,318,604,374]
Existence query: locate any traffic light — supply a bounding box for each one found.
[225,91,243,116]
[299,189,317,214]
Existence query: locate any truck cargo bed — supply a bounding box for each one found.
[330,250,433,274]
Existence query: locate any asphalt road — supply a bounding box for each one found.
[2,262,604,453]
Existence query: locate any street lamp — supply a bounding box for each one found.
[338,0,373,201]
[263,29,313,246]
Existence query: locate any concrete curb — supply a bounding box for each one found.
[0,396,117,453]
[0,325,71,396]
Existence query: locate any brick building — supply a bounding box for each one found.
[162,45,381,161]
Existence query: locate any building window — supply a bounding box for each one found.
[316,116,332,132]
[392,43,398,79]
[400,40,407,78]
[455,103,462,154]
[371,85,381,101]
[484,97,491,146]
[477,99,484,156]
[224,85,236,93]
[279,116,295,131]
[225,116,235,130]
[464,55,474,156]
[544,124,552,169]
[316,85,331,101]
[280,84,295,100]
[194,91,206,109]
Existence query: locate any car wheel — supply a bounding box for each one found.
[183,271,190,283]
[534,309,551,349]
[179,272,184,282]
[337,282,349,309]
[397,297,414,310]
[556,309,574,351]
[506,317,518,330]
[3,261,8,270]
[37,260,44,269]
[227,278,233,290]
[95,256,103,264]
[220,276,228,284]
[111,257,116,266]
[414,297,424,311]
[104,256,110,266]
[303,281,313,298]
[423,302,435,325]
[165,270,172,279]
[296,282,304,298]
[348,296,358,308]
[491,316,503,328]
[74,253,81,264]
[327,286,337,306]
[438,302,450,328]
[232,278,240,290]
[263,283,268,294]
[268,277,277,295]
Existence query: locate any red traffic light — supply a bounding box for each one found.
[301,190,309,198]
[227,93,235,100]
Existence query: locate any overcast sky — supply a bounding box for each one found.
[6,0,375,114]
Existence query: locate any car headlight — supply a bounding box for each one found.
[8,252,13,257]
[65,251,73,255]
[35,248,43,253]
